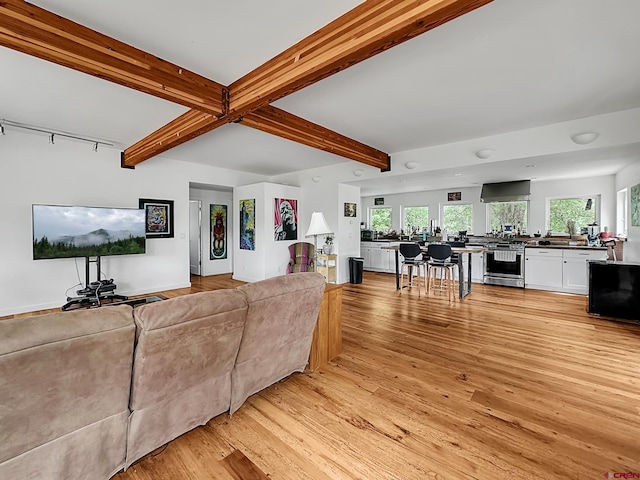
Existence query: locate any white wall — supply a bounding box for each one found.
[529,176,615,235]
[0,130,266,315]
[361,175,616,238]
[337,184,363,283]
[616,162,640,262]
[232,182,302,282]
[189,188,233,276]
[362,186,484,234]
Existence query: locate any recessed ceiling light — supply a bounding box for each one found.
[571,132,599,145]
[475,149,494,159]
[525,164,536,168]
[454,173,462,177]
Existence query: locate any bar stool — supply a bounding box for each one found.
[426,244,456,301]
[399,243,427,296]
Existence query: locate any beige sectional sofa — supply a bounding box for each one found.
[0,272,326,479]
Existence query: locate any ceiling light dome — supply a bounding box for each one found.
[475,149,494,159]
[404,161,419,169]
[571,132,599,145]
[353,169,364,177]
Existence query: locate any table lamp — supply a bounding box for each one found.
[305,211,333,272]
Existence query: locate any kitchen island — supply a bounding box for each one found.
[382,244,485,298]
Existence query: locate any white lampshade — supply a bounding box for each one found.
[305,212,333,237]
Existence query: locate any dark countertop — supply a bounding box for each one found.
[525,245,606,251]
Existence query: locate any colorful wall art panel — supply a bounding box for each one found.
[210,204,227,259]
[239,199,255,250]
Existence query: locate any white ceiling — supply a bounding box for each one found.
[2,0,640,196]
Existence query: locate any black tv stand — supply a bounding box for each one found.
[61,256,128,311]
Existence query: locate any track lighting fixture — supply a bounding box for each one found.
[0,118,114,149]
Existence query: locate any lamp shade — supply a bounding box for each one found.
[305,212,333,237]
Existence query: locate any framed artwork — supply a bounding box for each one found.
[210,204,227,259]
[344,202,357,217]
[139,198,174,238]
[632,183,640,227]
[374,197,384,205]
[274,198,298,241]
[239,199,255,250]
[448,192,462,201]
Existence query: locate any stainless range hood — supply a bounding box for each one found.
[480,180,531,203]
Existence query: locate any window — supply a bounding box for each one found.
[403,206,428,235]
[617,188,628,237]
[547,196,598,235]
[442,204,473,234]
[370,207,392,232]
[488,201,528,233]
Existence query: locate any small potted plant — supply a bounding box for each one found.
[323,235,334,254]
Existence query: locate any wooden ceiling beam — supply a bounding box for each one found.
[241,106,389,169]
[229,0,493,114]
[0,0,226,115]
[121,0,491,168]
[123,109,228,168]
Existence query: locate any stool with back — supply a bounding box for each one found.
[426,243,457,301]
[399,243,427,295]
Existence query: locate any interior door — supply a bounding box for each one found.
[189,200,201,275]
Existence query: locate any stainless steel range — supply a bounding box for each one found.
[484,241,525,288]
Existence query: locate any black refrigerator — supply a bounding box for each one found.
[589,261,640,322]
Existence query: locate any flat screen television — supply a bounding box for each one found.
[32,204,146,260]
[589,261,640,322]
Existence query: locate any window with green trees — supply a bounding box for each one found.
[443,204,473,234]
[403,206,428,234]
[371,207,392,232]
[488,201,528,233]
[548,196,597,234]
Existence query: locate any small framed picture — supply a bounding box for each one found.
[344,202,357,217]
[139,198,174,238]
[447,192,462,202]
[374,197,385,205]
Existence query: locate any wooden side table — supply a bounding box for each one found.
[307,283,342,371]
[316,253,337,283]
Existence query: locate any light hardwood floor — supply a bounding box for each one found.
[10,272,640,479]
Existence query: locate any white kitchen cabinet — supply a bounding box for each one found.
[360,242,373,269]
[525,247,607,294]
[370,247,388,271]
[562,249,608,294]
[471,252,484,283]
[525,249,563,290]
[361,242,399,273]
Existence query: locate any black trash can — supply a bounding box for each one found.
[349,257,364,284]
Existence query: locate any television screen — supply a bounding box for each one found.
[33,204,146,260]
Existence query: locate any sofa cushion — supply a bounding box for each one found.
[126,289,248,467]
[230,272,325,413]
[0,305,134,474]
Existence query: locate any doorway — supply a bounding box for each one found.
[189,200,201,275]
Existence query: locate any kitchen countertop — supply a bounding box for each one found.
[525,245,606,251]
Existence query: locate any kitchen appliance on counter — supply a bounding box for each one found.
[484,241,526,288]
[361,230,377,241]
[586,224,600,247]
